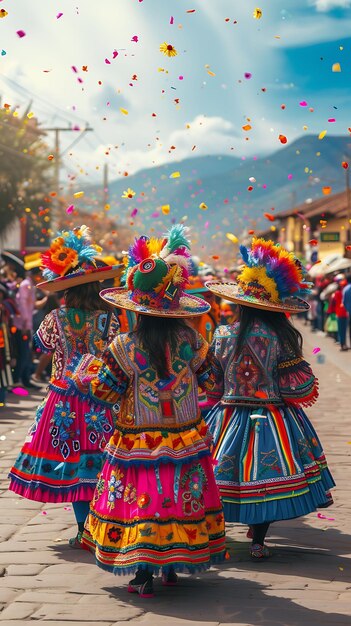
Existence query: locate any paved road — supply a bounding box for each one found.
[0,324,350,626]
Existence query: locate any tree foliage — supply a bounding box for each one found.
[0,107,51,237]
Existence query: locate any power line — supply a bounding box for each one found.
[0,75,88,126]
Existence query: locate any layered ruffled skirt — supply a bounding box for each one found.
[81,417,226,575]
[8,390,114,502]
[205,402,335,524]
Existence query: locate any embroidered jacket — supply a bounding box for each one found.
[34,307,119,395]
[75,329,209,431]
[204,321,318,408]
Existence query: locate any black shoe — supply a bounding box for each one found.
[128,571,154,598]
[162,568,178,586]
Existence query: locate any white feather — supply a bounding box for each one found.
[163,253,189,269]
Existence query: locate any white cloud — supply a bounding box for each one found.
[67,113,304,182]
[312,0,351,11]
[277,14,351,46]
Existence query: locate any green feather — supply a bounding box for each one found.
[165,224,190,254]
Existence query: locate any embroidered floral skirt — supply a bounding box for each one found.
[81,419,226,575]
[8,390,114,502]
[205,403,335,525]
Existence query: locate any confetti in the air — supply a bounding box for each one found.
[160,42,178,57]
[122,188,136,198]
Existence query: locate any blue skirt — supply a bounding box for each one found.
[205,402,335,525]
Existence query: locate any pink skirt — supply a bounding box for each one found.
[82,427,226,575]
[8,390,114,503]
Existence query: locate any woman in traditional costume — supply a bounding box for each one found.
[74,225,225,598]
[8,226,122,545]
[203,238,335,559]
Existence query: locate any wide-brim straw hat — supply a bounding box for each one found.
[205,281,309,314]
[38,264,123,293]
[99,286,210,318]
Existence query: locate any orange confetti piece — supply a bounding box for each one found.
[47,155,54,161]
[278,134,287,144]
[161,204,170,214]
[264,213,275,221]
[242,124,252,131]
[207,70,216,76]
[332,63,341,72]
[322,186,332,195]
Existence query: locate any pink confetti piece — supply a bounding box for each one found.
[41,511,47,515]
[11,387,29,396]
[131,208,138,218]
[105,58,111,64]
[313,347,320,354]
[63,506,72,511]
[244,72,252,79]
[71,65,78,73]
[299,101,308,106]
[328,118,336,122]
[16,30,26,38]
[170,16,174,24]
[112,50,118,59]
[288,173,293,179]
[204,221,209,228]
[179,75,184,80]
[131,35,139,42]
[56,12,63,19]
[151,211,160,218]
[66,204,74,214]
[317,513,335,521]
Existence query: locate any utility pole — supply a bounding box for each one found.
[42,125,93,232]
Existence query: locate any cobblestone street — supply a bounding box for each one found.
[0,324,350,626]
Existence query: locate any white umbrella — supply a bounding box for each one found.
[308,254,343,278]
[325,257,351,274]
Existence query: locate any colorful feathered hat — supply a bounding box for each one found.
[205,238,310,313]
[99,225,210,317]
[37,225,123,292]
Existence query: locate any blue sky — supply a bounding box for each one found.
[0,0,351,184]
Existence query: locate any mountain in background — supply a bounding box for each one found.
[83,135,351,259]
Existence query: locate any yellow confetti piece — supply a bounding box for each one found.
[332,63,341,72]
[120,108,129,115]
[253,8,262,19]
[104,204,110,211]
[170,171,180,178]
[207,70,216,76]
[27,112,34,119]
[73,191,84,198]
[318,130,327,140]
[161,204,170,214]
[226,233,238,244]
[199,202,208,210]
